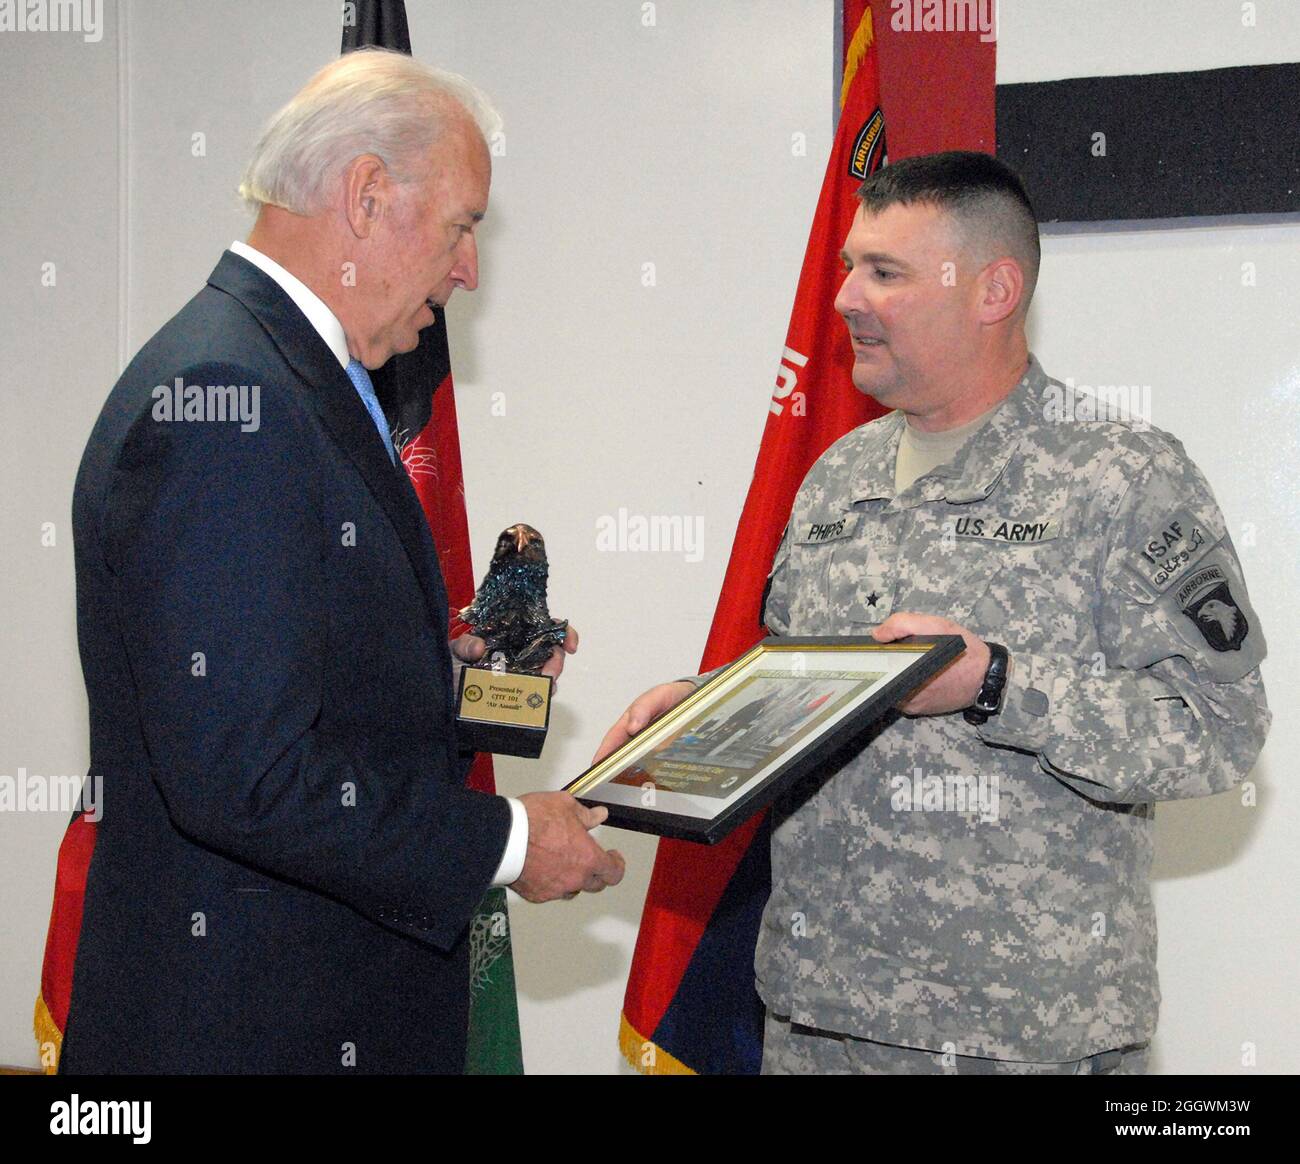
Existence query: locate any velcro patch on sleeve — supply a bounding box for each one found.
[1160,552,1266,681]
[1173,562,1253,654]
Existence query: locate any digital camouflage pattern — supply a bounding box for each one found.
[761,1012,1150,1075]
[755,354,1270,1061]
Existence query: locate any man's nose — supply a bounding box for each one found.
[833,270,856,319]
[452,234,479,292]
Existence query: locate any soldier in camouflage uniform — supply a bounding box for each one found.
[756,351,1268,1074]
[598,152,1269,1074]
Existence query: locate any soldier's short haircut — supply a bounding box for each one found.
[855,151,1041,314]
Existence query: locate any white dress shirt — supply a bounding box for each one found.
[229,241,528,887]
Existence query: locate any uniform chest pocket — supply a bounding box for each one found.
[787,512,873,632]
[787,538,849,632]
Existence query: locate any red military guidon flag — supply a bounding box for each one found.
[618,0,998,1074]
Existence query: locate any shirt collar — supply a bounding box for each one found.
[230,240,350,370]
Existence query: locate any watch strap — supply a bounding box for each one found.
[963,641,1009,725]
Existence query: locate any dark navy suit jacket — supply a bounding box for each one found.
[61,251,511,1074]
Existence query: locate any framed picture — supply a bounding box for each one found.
[565,634,964,844]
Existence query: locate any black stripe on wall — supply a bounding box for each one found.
[996,62,1300,222]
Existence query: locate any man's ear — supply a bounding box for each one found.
[976,257,1025,326]
[341,154,389,239]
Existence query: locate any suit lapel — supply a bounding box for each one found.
[206,251,453,640]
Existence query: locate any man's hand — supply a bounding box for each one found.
[592,680,697,764]
[450,624,580,686]
[511,792,625,903]
[872,612,992,716]
[450,633,488,666]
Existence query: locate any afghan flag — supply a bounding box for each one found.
[618,4,890,1076]
[397,325,525,1076]
[33,812,94,1071]
[34,0,523,1076]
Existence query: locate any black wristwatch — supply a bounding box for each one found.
[963,642,1009,725]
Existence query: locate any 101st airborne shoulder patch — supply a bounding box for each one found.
[1175,565,1250,652]
[1123,507,1264,678]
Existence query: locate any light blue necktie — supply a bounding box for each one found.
[345,358,397,466]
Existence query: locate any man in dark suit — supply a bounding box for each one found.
[62,49,623,1074]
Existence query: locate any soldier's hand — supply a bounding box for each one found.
[872,612,992,716]
[593,681,697,764]
[511,791,625,904]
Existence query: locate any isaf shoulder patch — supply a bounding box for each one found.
[1125,507,1216,593]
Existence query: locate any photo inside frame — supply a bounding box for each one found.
[571,642,934,822]
[608,669,881,799]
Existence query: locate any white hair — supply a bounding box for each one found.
[238,48,501,215]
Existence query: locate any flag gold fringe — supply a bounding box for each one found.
[839,6,876,110]
[619,1013,697,1076]
[33,993,62,1075]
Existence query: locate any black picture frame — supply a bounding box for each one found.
[566,634,964,844]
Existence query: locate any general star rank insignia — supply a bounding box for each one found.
[1178,567,1249,652]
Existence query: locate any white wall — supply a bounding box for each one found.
[1,0,1295,1074]
[0,0,121,1071]
[1003,0,1300,1076]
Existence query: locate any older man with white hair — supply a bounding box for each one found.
[63,49,622,1075]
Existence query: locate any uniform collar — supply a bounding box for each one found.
[930,354,1046,503]
[847,411,906,503]
[848,354,1047,506]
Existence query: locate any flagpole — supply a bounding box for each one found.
[833,0,845,132]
